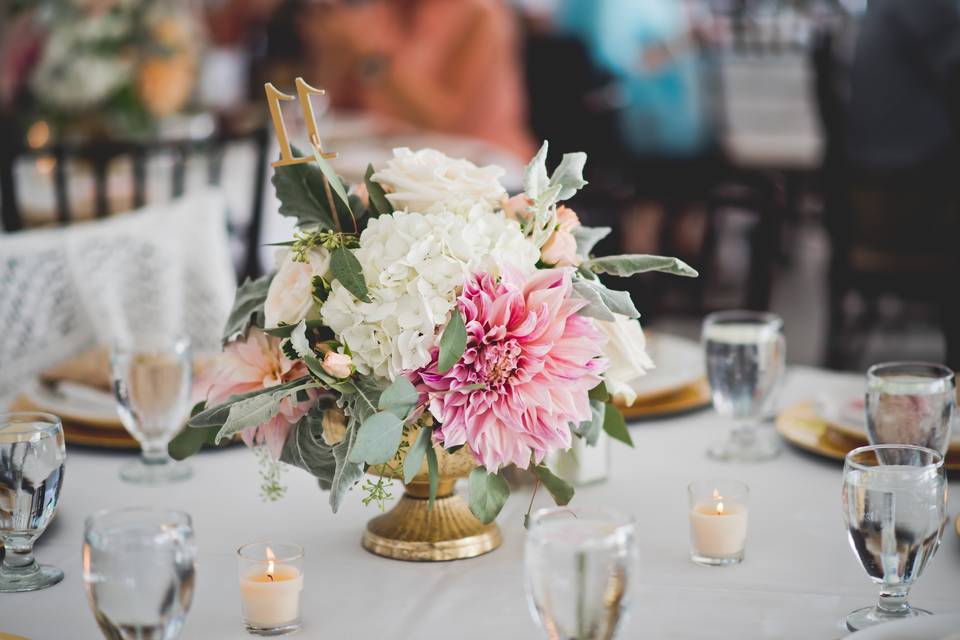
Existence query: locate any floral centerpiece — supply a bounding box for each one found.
[172,137,696,557]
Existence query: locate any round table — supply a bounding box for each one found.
[3,366,959,639]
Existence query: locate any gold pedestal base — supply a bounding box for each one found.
[361,480,502,562]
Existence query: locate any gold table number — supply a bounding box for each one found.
[264,77,337,167]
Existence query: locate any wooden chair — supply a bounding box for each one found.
[0,116,270,281]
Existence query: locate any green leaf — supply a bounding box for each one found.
[602,403,633,447]
[524,141,550,199]
[468,467,510,524]
[348,411,404,465]
[572,279,640,319]
[168,424,219,460]
[364,164,392,217]
[330,247,370,303]
[586,254,699,278]
[311,148,352,211]
[572,225,611,260]
[426,445,439,510]
[222,274,273,343]
[437,308,467,373]
[215,393,285,444]
[588,381,609,403]
[574,398,605,446]
[263,319,326,339]
[271,157,337,230]
[188,377,310,430]
[378,377,419,420]
[548,151,588,201]
[280,409,337,488]
[403,427,433,484]
[532,464,575,506]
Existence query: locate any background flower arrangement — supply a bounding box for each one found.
[172,141,697,524]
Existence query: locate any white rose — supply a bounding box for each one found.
[263,248,331,329]
[372,148,507,213]
[597,314,655,406]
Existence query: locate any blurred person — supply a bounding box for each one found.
[299,0,536,161]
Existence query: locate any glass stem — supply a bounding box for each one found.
[141,443,170,466]
[876,584,911,615]
[1,542,38,575]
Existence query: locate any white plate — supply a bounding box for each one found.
[846,613,960,639]
[630,334,704,400]
[21,379,120,428]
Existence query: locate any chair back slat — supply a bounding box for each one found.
[132,148,147,209]
[171,145,187,198]
[92,154,110,218]
[53,146,71,225]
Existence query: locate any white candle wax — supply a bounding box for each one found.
[239,564,304,627]
[688,500,748,558]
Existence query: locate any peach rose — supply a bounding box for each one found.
[501,194,532,222]
[540,206,581,267]
[263,248,331,329]
[321,350,353,379]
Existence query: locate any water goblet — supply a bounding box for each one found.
[110,334,193,484]
[702,310,785,462]
[83,508,197,639]
[0,412,66,592]
[841,444,947,631]
[525,507,637,640]
[866,362,955,455]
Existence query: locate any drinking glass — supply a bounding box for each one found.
[841,445,947,631]
[525,507,636,640]
[83,508,197,640]
[702,310,786,462]
[0,412,66,592]
[110,334,192,483]
[866,362,955,455]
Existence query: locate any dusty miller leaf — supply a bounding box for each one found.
[586,254,699,278]
[222,274,273,343]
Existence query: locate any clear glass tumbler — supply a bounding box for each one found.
[866,362,955,455]
[83,508,197,640]
[841,444,947,632]
[525,507,637,640]
[237,541,305,636]
[0,412,66,592]
[702,310,786,462]
[110,334,193,484]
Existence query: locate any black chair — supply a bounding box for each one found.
[0,117,270,281]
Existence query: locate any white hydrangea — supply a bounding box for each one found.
[372,148,507,214]
[321,205,539,381]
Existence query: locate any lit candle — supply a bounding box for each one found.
[687,480,749,566]
[237,543,304,635]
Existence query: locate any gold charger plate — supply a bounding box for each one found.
[776,402,960,471]
[618,378,712,420]
[10,394,139,449]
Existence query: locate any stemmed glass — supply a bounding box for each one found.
[702,310,786,462]
[841,444,947,631]
[110,334,193,484]
[866,362,955,454]
[83,508,197,639]
[525,507,637,640]
[0,412,66,592]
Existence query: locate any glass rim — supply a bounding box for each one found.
[687,478,750,500]
[844,443,944,471]
[866,361,954,385]
[237,541,305,563]
[703,310,783,330]
[84,506,193,534]
[0,411,62,436]
[110,333,192,353]
[526,506,635,547]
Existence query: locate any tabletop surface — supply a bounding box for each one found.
[3,366,959,640]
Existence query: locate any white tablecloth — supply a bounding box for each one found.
[3,366,959,640]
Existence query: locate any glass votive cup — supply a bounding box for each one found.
[237,542,304,636]
[687,479,749,566]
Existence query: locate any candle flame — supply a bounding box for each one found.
[716,501,725,515]
[265,546,276,579]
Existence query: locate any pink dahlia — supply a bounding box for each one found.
[201,328,318,458]
[413,268,607,471]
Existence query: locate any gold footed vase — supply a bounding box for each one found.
[363,431,501,562]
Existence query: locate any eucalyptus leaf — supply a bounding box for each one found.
[468,467,510,524]
[426,445,439,510]
[572,279,640,319]
[330,247,370,303]
[222,274,273,343]
[572,225,612,260]
[378,377,419,420]
[532,464,575,506]
[586,254,699,278]
[348,411,403,465]
[403,427,433,484]
[588,381,610,403]
[602,403,633,447]
[364,164,392,217]
[437,309,467,373]
[168,424,219,460]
